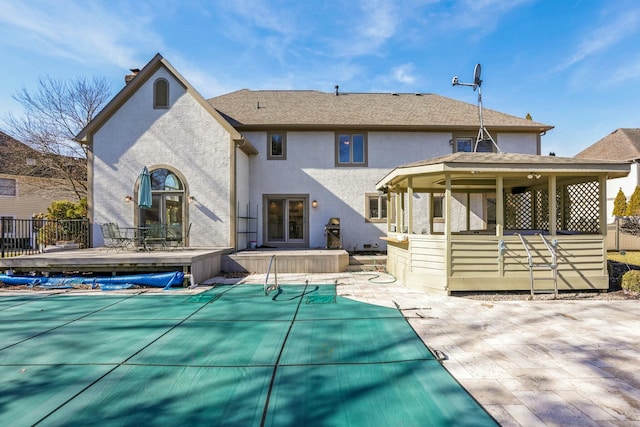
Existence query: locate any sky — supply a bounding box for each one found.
[0,0,639,157]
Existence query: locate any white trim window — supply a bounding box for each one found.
[0,178,17,196]
[366,193,394,222]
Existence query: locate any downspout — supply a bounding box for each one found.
[230,136,238,250]
[85,137,95,247]
[407,177,413,235]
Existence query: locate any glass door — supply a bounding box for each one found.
[265,196,308,247]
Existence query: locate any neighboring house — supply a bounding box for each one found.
[0,131,81,222]
[575,128,640,223]
[76,54,553,251]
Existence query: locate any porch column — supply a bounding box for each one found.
[395,190,403,233]
[407,177,413,234]
[397,192,405,233]
[549,175,557,235]
[386,191,391,232]
[445,174,452,280]
[496,175,504,236]
[600,175,608,275]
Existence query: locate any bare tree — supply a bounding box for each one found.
[2,76,112,200]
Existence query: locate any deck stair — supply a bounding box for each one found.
[516,233,558,296]
[346,253,387,272]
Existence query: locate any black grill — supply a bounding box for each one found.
[324,218,341,249]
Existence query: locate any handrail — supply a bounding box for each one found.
[536,233,557,267]
[264,254,279,295]
[515,233,533,267]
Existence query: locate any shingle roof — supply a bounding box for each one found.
[574,128,640,161]
[208,90,553,131]
[376,152,630,190]
[399,151,629,169]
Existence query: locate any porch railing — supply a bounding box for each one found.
[0,218,89,258]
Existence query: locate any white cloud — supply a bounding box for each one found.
[392,63,417,84]
[334,0,399,57]
[557,8,640,71]
[609,57,640,85]
[0,0,163,69]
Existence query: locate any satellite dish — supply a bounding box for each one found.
[450,63,501,153]
[473,63,482,89]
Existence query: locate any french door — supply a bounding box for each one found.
[264,195,308,247]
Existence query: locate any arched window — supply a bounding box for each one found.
[139,168,186,245]
[154,78,169,108]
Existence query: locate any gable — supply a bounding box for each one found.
[76,54,256,155]
[575,128,640,161]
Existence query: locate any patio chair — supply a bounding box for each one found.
[165,223,191,248]
[143,223,167,249]
[99,223,134,251]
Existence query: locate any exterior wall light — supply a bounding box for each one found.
[311,200,318,208]
[124,195,132,202]
[188,195,196,203]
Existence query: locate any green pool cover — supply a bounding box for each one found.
[0,285,497,426]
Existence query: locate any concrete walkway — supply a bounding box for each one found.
[247,272,640,426]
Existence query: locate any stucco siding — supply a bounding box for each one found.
[91,68,233,247]
[245,131,452,249]
[495,133,538,154]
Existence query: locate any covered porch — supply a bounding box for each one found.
[376,152,630,295]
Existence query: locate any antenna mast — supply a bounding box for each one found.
[451,64,501,153]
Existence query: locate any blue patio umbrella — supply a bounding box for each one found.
[138,166,152,209]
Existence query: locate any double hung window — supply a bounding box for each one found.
[0,178,17,196]
[336,132,367,166]
[366,193,395,222]
[455,137,493,153]
[267,132,287,160]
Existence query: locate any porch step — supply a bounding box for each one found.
[346,254,387,272]
[221,249,350,274]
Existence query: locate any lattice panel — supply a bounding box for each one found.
[505,191,532,229]
[561,180,600,233]
[533,190,549,230]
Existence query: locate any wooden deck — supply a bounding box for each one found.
[222,249,350,273]
[0,247,231,285]
[0,248,352,283]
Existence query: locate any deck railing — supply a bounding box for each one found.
[0,218,89,258]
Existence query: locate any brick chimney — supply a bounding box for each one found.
[125,68,140,84]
